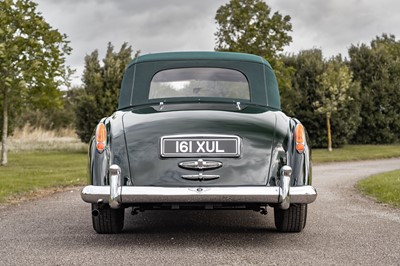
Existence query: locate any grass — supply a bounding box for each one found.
[312,144,400,164]
[357,170,400,207]
[0,151,87,203]
[0,126,88,204]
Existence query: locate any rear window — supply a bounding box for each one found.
[149,68,250,100]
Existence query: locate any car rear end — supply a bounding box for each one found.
[81,51,317,233]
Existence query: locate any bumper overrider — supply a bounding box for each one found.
[81,165,317,210]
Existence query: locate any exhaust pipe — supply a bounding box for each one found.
[92,209,100,217]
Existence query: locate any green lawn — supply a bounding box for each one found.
[0,151,87,203]
[312,144,400,164]
[357,170,400,207]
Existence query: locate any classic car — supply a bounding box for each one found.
[81,51,317,234]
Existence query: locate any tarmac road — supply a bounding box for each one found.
[0,158,399,266]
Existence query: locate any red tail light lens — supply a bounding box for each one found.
[96,123,106,152]
[295,124,305,153]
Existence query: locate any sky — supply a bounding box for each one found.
[35,0,400,86]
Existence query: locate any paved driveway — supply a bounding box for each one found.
[0,158,399,265]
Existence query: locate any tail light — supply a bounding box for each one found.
[295,124,305,153]
[95,123,107,152]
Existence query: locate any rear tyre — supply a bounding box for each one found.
[274,204,307,232]
[91,203,124,234]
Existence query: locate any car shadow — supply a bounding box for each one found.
[123,209,275,234]
[75,207,311,250]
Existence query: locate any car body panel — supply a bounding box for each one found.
[121,105,285,187]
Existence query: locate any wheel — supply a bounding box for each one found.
[91,203,125,234]
[274,204,307,232]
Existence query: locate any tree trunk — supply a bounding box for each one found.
[326,112,332,152]
[1,89,8,166]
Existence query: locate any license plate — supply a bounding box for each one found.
[161,135,241,158]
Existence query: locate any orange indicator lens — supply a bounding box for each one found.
[295,124,305,153]
[96,123,106,152]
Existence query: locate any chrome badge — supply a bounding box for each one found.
[178,159,222,170]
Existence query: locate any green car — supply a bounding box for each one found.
[81,51,317,234]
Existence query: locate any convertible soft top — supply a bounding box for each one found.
[118,51,281,110]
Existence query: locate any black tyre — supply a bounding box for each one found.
[91,203,125,234]
[274,204,307,232]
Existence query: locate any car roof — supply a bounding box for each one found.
[130,51,272,68]
[118,51,280,110]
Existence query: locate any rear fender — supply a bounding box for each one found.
[88,112,131,186]
[286,118,312,186]
[88,117,109,186]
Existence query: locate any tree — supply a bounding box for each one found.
[0,0,71,166]
[313,59,358,151]
[348,34,400,144]
[282,50,361,148]
[215,0,292,60]
[282,50,325,147]
[75,43,133,143]
[14,89,77,130]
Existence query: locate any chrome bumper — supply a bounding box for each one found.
[81,185,317,205]
[81,165,317,210]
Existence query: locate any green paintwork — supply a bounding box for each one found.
[122,106,282,186]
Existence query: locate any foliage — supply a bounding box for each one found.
[0,0,72,165]
[314,60,354,116]
[348,34,400,144]
[313,59,359,150]
[282,50,361,148]
[75,43,133,143]
[272,59,297,116]
[13,89,76,130]
[357,170,400,207]
[215,0,292,59]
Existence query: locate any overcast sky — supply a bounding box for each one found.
[35,0,400,86]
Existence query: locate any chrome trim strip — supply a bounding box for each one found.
[160,134,241,158]
[181,173,220,181]
[81,185,317,204]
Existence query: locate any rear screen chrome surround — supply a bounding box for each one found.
[160,134,241,158]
